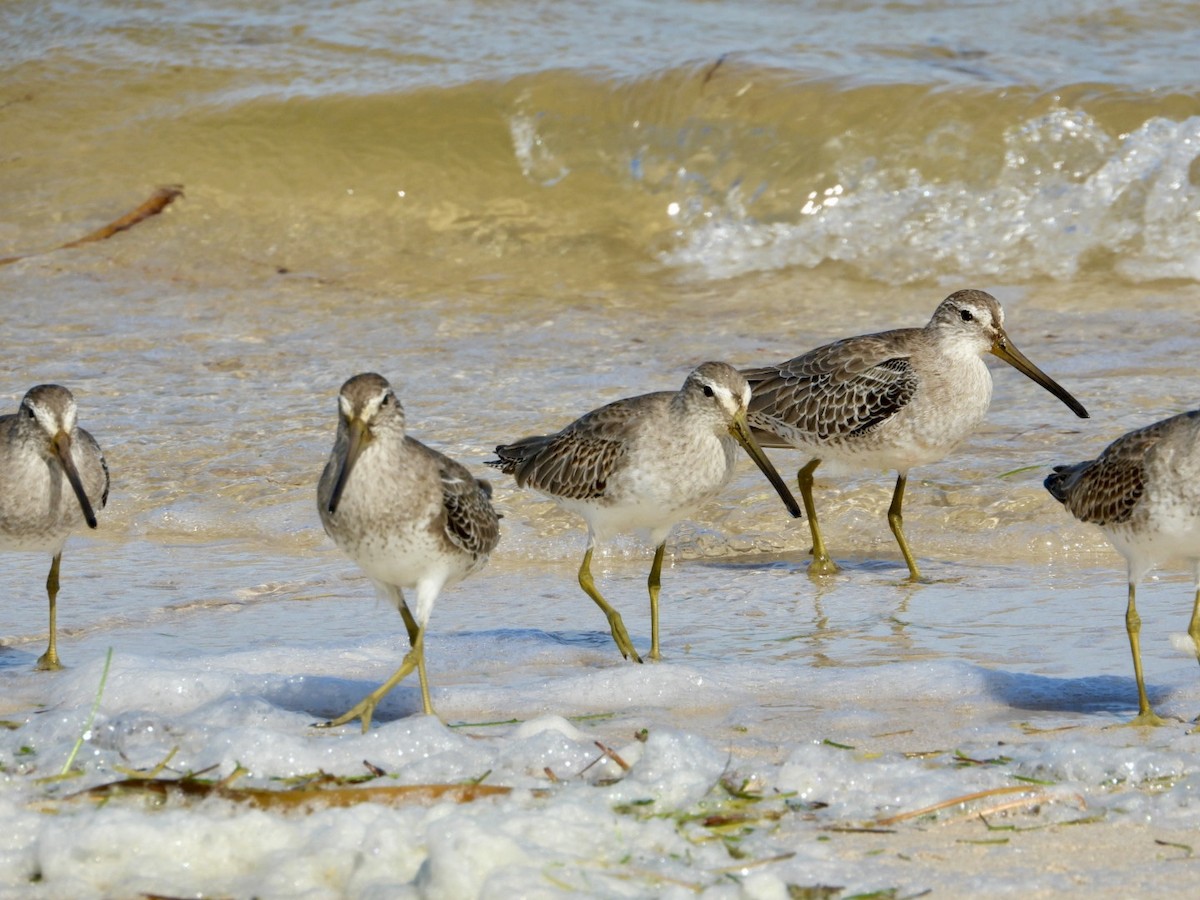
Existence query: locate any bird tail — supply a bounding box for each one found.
[486,434,553,480]
[1043,463,1086,505]
[484,446,520,475]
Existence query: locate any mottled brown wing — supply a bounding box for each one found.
[488,397,653,500]
[428,449,502,557]
[744,331,921,444]
[1045,416,1183,526]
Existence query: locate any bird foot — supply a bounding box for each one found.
[315,696,379,734]
[606,613,643,664]
[35,652,62,672]
[806,556,841,577]
[1107,709,1170,729]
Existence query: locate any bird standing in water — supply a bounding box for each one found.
[317,373,501,731]
[744,289,1089,581]
[1046,409,1200,727]
[0,384,108,671]
[488,361,801,663]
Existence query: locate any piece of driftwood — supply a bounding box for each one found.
[68,775,521,811]
[0,184,183,266]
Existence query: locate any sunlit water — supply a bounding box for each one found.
[3,0,1200,896]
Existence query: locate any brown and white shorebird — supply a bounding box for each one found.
[487,361,802,663]
[0,385,108,671]
[317,373,501,731]
[1045,409,1200,727]
[743,289,1089,581]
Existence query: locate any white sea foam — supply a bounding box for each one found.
[661,114,1200,285]
[6,574,1200,898]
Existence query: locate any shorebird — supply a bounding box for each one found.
[744,289,1089,581]
[316,373,501,731]
[0,385,108,671]
[1045,409,1200,727]
[488,361,801,663]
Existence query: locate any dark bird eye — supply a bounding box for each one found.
[381,394,391,406]
[702,385,714,398]
[21,404,34,419]
[959,308,974,322]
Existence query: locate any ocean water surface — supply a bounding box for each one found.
[3,0,1200,896]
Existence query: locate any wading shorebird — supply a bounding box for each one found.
[743,289,1089,581]
[1046,409,1200,727]
[0,384,108,671]
[488,361,801,663]
[317,373,501,731]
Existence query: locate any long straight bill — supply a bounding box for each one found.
[52,431,97,529]
[327,416,368,515]
[991,334,1089,419]
[729,413,803,518]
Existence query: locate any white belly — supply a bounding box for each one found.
[553,433,736,544]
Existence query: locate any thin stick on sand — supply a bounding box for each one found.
[875,785,1044,826]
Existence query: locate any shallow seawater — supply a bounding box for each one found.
[3,0,1200,896]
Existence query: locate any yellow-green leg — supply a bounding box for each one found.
[1187,587,1200,732]
[798,460,839,576]
[579,546,642,663]
[398,603,433,716]
[320,630,425,733]
[1188,587,1200,663]
[647,543,666,661]
[1120,581,1167,727]
[35,553,63,672]
[887,473,921,582]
